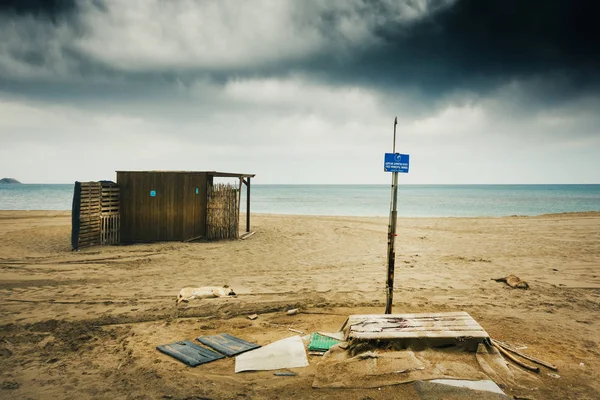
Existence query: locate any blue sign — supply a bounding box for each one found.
[384,153,410,173]
[150,190,156,197]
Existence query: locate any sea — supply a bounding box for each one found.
[1,184,599,217]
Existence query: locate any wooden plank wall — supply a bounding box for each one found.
[184,173,208,240]
[117,172,207,242]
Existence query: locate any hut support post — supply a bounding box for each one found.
[238,177,243,235]
[246,177,251,232]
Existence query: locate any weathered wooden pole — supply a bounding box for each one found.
[385,117,399,314]
[246,177,251,232]
[238,177,243,233]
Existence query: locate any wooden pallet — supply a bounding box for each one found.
[72,181,120,249]
[342,312,489,351]
[77,182,102,248]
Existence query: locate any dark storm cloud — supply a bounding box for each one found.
[325,0,600,96]
[1,0,600,104]
[1,1,599,185]
[0,0,77,18]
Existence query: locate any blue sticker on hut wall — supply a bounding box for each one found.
[195,188,199,195]
[157,340,224,367]
[150,190,156,197]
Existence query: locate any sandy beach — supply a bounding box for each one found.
[0,210,599,399]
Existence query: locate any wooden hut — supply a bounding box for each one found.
[71,171,254,249]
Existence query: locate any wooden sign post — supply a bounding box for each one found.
[383,118,410,314]
[385,117,399,314]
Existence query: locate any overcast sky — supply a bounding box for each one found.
[1,0,599,184]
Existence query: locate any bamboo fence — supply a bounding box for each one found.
[206,182,240,240]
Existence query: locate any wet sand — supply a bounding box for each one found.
[0,211,599,399]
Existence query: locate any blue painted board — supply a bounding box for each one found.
[197,333,260,357]
[157,340,224,367]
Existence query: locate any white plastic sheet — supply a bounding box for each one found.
[235,335,308,373]
[429,379,506,395]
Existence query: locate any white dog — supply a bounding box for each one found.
[176,286,236,305]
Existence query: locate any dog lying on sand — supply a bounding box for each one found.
[176,286,236,305]
[493,274,529,289]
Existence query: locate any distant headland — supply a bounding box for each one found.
[0,178,21,184]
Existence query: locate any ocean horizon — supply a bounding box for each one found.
[1,183,599,217]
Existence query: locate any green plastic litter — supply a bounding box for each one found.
[308,333,341,352]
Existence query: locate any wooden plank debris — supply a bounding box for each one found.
[491,341,540,372]
[491,339,557,371]
[343,312,489,351]
[240,231,256,240]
